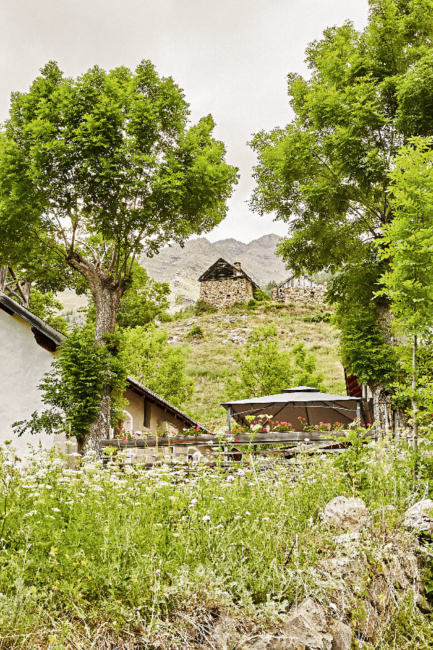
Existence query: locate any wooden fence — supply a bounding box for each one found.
[100,430,375,464]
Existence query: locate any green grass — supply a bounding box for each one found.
[0,435,431,649]
[164,302,345,426]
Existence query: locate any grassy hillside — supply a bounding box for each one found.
[163,303,345,427]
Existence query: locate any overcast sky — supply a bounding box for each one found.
[0,0,369,243]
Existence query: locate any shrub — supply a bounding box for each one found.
[187,325,204,339]
[158,311,173,322]
[172,305,196,320]
[253,288,272,302]
[303,311,333,323]
[124,326,194,407]
[194,300,218,315]
[226,323,324,399]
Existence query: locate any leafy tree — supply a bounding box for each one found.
[0,61,238,451]
[249,0,433,420]
[226,323,324,400]
[123,326,194,407]
[28,289,69,335]
[378,138,433,451]
[13,326,127,453]
[264,280,277,299]
[83,263,170,329]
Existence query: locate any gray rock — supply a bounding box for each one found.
[280,598,333,650]
[403,499,433,535]
[318,555,366,587]
[323,497,369,532]
[330,621,352,650]
[241,599,332,650]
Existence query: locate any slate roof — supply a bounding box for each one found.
[0,289,66,351]
[198,258,259,289]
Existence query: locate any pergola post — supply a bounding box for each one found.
[227,406,232,433]
[356,401,361,425]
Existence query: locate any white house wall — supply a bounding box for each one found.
[0,309,71,456]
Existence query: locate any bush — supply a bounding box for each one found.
[187,324,204,339]
[158,311,173,322]
[172,305,196,320]
[253,288,271,302]
[194,300,218,315]
[124,326,194,407]
[226,323,325,399]
[303,311,333,323]
[247,298,259,310]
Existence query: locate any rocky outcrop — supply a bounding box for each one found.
[323,496,370,532]
[404,499,433,535]
[208,497,430,650]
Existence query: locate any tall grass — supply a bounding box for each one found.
[0,436,430,648]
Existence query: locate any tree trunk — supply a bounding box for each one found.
[66,252,126,455]
[371,383,393,436]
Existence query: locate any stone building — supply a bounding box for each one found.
[198,258,258,308]
[273,275,326,305]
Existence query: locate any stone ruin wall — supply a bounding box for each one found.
[272,284,327,305]
[199,277,254,308]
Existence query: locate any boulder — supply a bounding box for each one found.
[279,598,333,650]
[403,499,433,535]
[330,621,352,650]
[323,497,369,532]
[242,599,332,650]
[318,555,367,587]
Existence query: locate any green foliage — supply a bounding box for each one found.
[13,326,127,440]
[83,264,170,330]
[0,432,432,644]
[186,324,204,339]
[379,138,433,337]
[194,299,218,316]
[226,323,324,399]
[253,288,271,302]
[172,305,196,320]
[327,258,398,387]
[123,326,194,407]
[264,280,277,299]
[249,0,433,387]
[0,61,239,271]
[332,423,373,493]
[303,311,332,323]
[158,311,173,323]
[0,60,238,440]
[28,289,68,335]
[117,265,170,329]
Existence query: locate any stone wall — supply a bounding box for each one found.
[273,284,327,305]
[199,277,254,308]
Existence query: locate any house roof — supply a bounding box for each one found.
[0,289,207,432]
[198,258,259,289]
[127,377,208,432]
[276,274,314,289]
[0,289,66,351]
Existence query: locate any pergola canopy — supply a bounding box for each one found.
[221,386,364,428]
